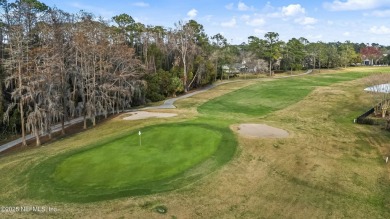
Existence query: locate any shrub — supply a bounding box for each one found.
[145,69,183,101]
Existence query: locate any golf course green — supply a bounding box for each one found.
[2,67,390,218]
[54,125,221,188]
[28,123,236,202]
[26,70,372,203]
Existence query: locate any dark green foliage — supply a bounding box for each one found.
[145,69,183,101]
[186,20,208,47]
[189,55,216,88]
[21,0,48,11]
[148,43,165,70]
[112,13,135,28]
[282,38,306,71]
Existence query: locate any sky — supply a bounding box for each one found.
[40,0,390,45]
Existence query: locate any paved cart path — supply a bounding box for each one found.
[0,70,312,153]
[145,69,312,109]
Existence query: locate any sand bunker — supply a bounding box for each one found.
[236,124,289,138]
[123,111,177,120]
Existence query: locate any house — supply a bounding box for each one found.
[223,59,270,74]
[363,59,371,65]
[364,83,390,93]
[362,52,389,66]
[222,63,243,75]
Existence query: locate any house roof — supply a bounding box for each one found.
[364,84,390,93]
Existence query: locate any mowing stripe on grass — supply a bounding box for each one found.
[198,72,369,118]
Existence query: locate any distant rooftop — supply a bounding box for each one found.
[364,84,390,93]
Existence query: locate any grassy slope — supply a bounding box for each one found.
[246,81,390,218]
[191,68,390,218]
[198,71,369,119]
[0,67,390,218]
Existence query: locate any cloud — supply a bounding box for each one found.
[343,32,351,36]
[266,12,281,18]
[239,14,266,27]
[246,18,265,26]
[238,1,250,11]
[187,9,198,19]
[237,1,255,11]
[262,1,275,13]
[295,16,318,25]
[364,10,390,17]
[370,25,390,34]
[266,4,308,19]
[266,4,317,26]
[132,2,149,7]
[225,3,234,10]
[240,15,251,21]
[282,4,305,17]
[323,0,390,11]
[221,17,237,28]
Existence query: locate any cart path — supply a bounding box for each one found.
[0,70,312,153]
[144,69,313,109]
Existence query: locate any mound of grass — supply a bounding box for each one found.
[27,123,236,202]
[198,72,369,118]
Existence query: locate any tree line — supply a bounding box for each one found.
[245,33,389,76]
[0,0,389,146]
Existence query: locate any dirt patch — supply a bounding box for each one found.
[123,111,177,120]
[235,124,289,138]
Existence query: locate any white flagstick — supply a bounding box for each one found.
[139,130,142,146]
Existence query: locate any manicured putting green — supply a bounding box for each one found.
[28,123,236,202]
[53,124,222,189]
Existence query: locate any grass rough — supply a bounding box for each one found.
[1,67,390,218]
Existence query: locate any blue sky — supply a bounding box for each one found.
[41,0,390,45]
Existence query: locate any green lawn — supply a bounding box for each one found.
[27,123,236,202]
[2,67,390,219]
[24,69,382,203]
[198,72,369,118]
[55,124,221,188]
